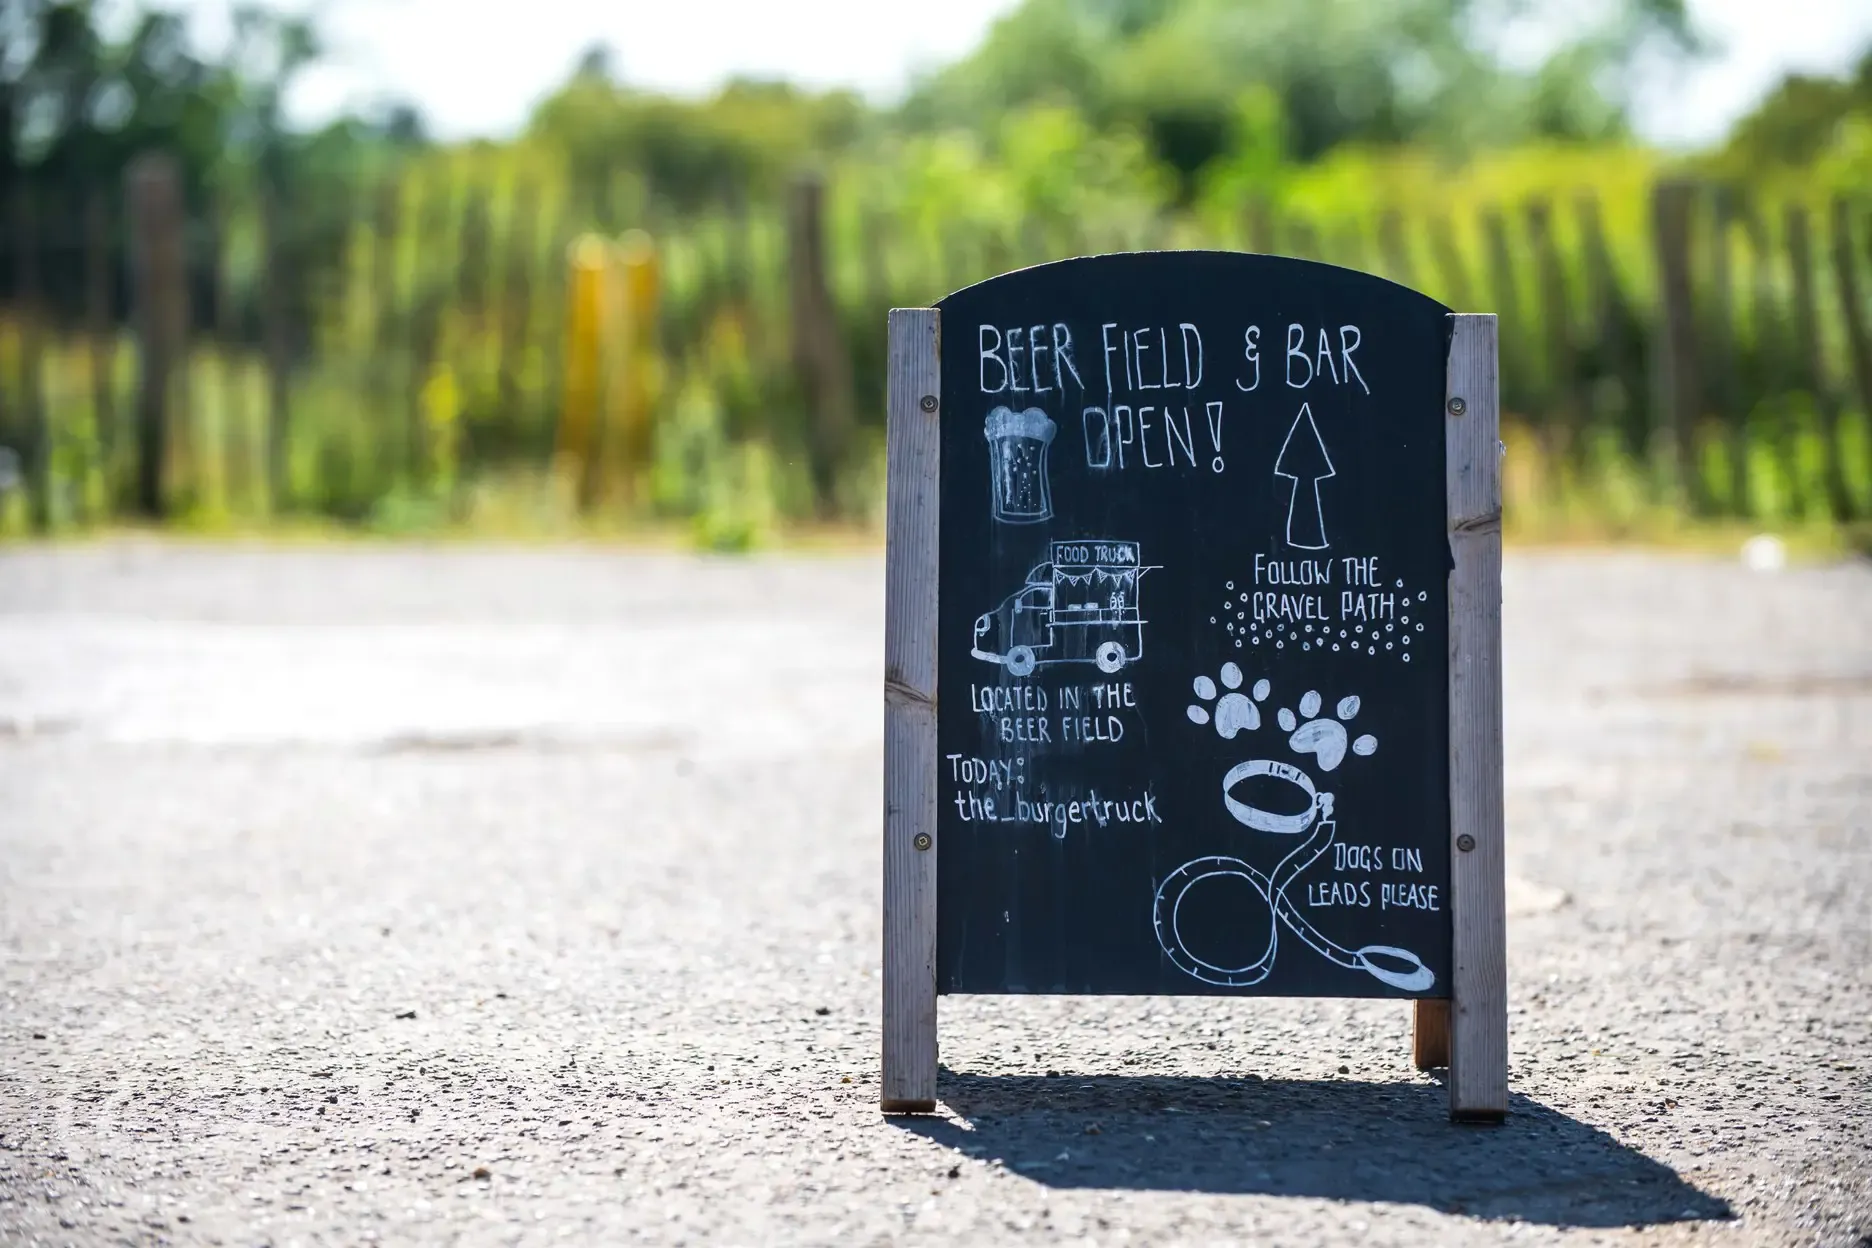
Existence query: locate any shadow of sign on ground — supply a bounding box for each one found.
[896,1072,1733,1228]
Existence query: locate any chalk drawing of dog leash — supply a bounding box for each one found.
[1152,759,1436,991]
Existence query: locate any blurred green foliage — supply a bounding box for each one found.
[0,0,1869,546]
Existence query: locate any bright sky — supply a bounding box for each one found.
[170,0,1872,148]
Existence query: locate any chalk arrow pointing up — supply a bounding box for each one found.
[1274,403,1336,550]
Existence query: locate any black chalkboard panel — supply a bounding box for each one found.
[935,252,1453,999]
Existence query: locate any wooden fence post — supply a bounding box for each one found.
[86,189,117,515]
[788,172,855,516]
[1652,180,1704,511]
[1287,219,1321,264]
[1246,198,1277,255]
[371,176,406,482]
[260,178,293,512]
[1524,198,1579,465]
[1785,204,1852,521]
[1479,209,1525,418]
[1377,209,1414,288]
[1705,189,1748,515]
[1332,219,1369,275]
[861,208,891,320]
[16,186,49,531]
[1830,196,1872,508]
[723,186,751,303]
[208,194,242,518]
[1576,194,1650,463]
[881,306,940,1115]
[1446,312,1508,1123]
[408,183,449,489]
[1739,209,1801,516]
[1427,215,1475,313]
[127,153,187,521]
[498,181,536,439]
[558,233,606,511]
[597,230,659,508]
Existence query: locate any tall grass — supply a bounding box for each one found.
[0,140,1868,549]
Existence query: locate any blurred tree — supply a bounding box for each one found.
[527,74,869,219]
[1712,49,1872,174]
[901,0,1699,198]
[1,1,227,196]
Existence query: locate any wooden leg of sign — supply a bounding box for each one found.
[1445,313,1509,1123]
[881,308,941,1115]
[1413,999,1451,1070]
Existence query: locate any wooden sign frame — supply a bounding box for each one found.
[880,305,1507,1123]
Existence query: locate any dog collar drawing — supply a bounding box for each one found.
[1153,663,1435,992]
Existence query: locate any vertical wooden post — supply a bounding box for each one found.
[1479,210,1524,428]
[371,176,406,482]
[498,182,536,439]
[1377,209,1414,289]
[881,307,940,1115]
[1706,189,1749,515]
[207,194,240,519]
[260,178,293,513]
[1426,215,1474,313]
[1785,204,1852,521]
[1652,181,1704,510]
[15,186,49,531]
[599,230,659,508]
[1413,999,1451,1070]
[127,153,186,521]
[1524,198,1578,464]
[789,172,855,517]
[1741,209,1802,517]
[1577,194,1649,462]
[558,233,605,510]
[1445,313,1508,1123]
[408,184,449,490]
[1246,198,1276,255]
[1830,196,1872,506]
[86,189,117,515]
[723,186,751,303]
[1332,219,1369,276]
[861,208,891,320]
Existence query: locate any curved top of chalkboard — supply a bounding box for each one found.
[935,249,1452,320]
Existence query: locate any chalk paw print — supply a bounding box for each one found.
[1276,689,1377,772]
[1186,662,1270,738]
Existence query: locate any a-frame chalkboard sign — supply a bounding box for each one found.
[881,252,1506,1122]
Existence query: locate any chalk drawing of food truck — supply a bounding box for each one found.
[972,540,1155,677]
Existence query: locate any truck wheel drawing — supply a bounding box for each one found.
[972,540,1155,676]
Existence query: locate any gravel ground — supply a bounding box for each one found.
[0,540,1867,1247]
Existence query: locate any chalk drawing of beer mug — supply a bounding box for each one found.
[984,406,1057,524]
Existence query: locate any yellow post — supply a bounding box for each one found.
[558,234,608,511]
[596,229,661,508]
